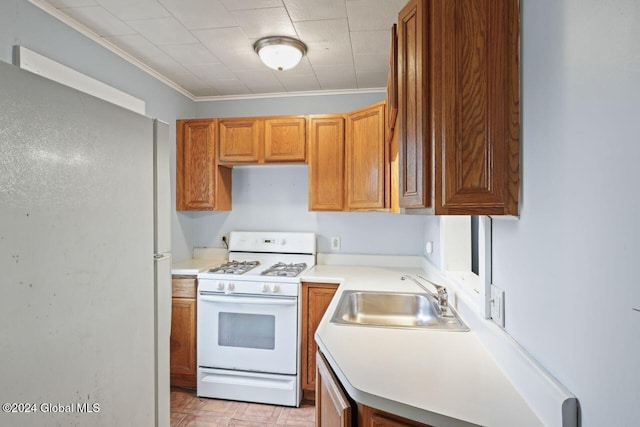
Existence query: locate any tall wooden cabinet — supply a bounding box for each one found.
[308,115,346,211]
[397,0,520,215]
[176,119,231,211]
[170,277,198,388]
[308,103,388,212]
[345,101,388,210]
[301,282,339,400]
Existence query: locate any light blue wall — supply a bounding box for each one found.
[195,92,386,118]
[421,1,640,425]
[189,162,425,255]
[0,0,197,262]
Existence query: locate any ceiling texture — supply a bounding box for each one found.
[36,0,408,100]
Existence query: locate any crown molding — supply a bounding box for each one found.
[192,87,386,102]
[27,0,196,100]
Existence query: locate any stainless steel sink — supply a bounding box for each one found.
[330,290,469,331]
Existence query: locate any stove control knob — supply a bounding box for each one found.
[272,285,280,294]
[227,283,235,293]
[217,282,224,291]
[262,284,270,293]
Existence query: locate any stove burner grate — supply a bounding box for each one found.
[208,260,260,275]
[261,262,307,277]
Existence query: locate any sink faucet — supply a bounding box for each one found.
[401,274,450,316]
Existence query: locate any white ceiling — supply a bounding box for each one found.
[38,0,407,99]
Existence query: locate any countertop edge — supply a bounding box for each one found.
[314,333,480,427]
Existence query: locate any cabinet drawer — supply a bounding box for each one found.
[172,277,197,298]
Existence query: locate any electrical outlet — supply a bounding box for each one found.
[331,236,341,251]
[490,284,505,328]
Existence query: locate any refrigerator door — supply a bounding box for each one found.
[154,119,171,255]
[0,61,156,426]
[155,253,172,427]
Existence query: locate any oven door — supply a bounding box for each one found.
[198,292,298,375]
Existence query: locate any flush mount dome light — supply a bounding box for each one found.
[254,36,307,71]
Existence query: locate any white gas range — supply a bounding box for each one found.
[196,231,316,407]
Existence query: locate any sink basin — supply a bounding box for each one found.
[330,291,469,331]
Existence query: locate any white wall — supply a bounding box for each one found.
[0,0,197,262]
[423,1,640,425]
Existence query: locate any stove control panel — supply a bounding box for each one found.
[198,279,298,297]
[261,284,281,293]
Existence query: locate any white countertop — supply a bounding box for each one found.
[302,264,544,427]
[171,257,226,276]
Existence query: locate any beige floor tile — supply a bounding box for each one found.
[170,387,314,426]
[227,419,274,427]
[179,413,230,427]
[190,397,242,417]
[171,388,199,413]
[277,404,315,426]
[233,402,284,423]
[171,412,187,427]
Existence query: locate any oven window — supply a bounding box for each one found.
[218,312,276,350]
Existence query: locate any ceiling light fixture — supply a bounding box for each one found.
[254,36,307,71]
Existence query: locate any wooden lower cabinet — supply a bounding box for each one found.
[316,351,352,427]
[357,405,433,427]
[170,277,198,388]
[301,282,339,400]
[316,350,432,427]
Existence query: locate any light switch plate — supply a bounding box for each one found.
[331,236,341,251]
[490,284,505,328]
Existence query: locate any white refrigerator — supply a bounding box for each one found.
[0,60,171,426]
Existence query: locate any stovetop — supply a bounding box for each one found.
[203,260,309,279]
[260,262,308,277]
[207,260,260,275]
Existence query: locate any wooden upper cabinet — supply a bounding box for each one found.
[397,0,520,215]
[433,0,519,215]
[219,116,307,164]
[386,23,399,137]
[264,117,306,162]
[218,118,261,163]
[308,115,345,211]
[346,102,388,210]
[176,119,231,211]
[397,0,430,209]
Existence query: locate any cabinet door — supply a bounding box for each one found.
[308,116,345,211]
[387,23,398,135]
[316,352,351,427]
[346,102,387,210]
[264,117,306,162]
[397,0,430,209]
[219,118,261,163]
[176,119,217,210]
[433,0,519,215]
[170,297,197,388]
[359,405,433,427]
[301,283,339,400]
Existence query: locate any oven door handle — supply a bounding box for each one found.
[199,294,297,306]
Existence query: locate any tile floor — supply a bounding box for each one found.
[171,387,316,427]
